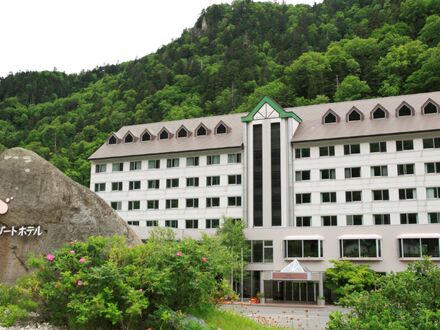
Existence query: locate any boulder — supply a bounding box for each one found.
[0,148,141,283]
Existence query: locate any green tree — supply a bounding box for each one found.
[419,15,440,46]
[334,75,371,101]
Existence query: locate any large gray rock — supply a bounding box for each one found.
[0,148,141,283]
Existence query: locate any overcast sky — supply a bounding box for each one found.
[0,0,321,78]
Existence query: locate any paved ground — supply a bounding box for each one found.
[222,303,348,330]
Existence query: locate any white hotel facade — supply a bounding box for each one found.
[90,92,440,302]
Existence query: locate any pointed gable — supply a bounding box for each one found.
[241,96,302,123]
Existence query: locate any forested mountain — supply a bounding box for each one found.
[1,0,440,186]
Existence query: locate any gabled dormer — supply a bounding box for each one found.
[195,123,210,136]
[107,133,119,145]
[158,127,173,140]
[346,107,363,122]
[176,125,191,138]
[123,131,136,143]
[215,121,230,134]
[396,101,414,117]
[370,104,389,120]
[322,109,340,124]
[422,99,439,115]
[140,128,154,142]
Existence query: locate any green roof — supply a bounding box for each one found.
[241,96,302,123]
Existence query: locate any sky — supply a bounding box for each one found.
[0,0,321,78]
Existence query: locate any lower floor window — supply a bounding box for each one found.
[185,219,198,229]
[429,213,440,224]
[165,220,178,228]
[347,215,363,226]
[322,216,337,226]
[399,238,440,258]
[206,219,220,229]
[339,239,381,258]
[296,216,311,227]
[146,220,158,227]
[127,221,140,226]
[284,240,323,258]
[247,240,273,263]
[374,214,390,225]
[110,201,121,211]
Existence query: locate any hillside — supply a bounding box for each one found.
[1,0,440,186]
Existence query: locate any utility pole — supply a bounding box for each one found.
[336,75,340,90]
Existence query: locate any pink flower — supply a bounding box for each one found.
[202,256,207,263]
[79,257,86,263]
[77,280,83,287]
[176,251,182,257]
[69,250,75,255]
[46,254,55,262]
[138,288,143,292]
[69,241,75,246]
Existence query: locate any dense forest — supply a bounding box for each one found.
[1,0,440,186]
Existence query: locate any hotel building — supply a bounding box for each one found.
[89,91,440,303]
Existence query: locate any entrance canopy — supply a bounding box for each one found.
[271,259,312,281]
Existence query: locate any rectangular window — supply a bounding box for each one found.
[112,162,124,172]
[110,201,121,211]
[347,215,363,226]
[253,124,263,227]
[372,189,389,201]
[427,187,440,199]
[322,215,337,226]
[400,213,418,224]
[249,240,273,263]
[95,164,107,173]
[371,165,388,177]
[423,137,440,149]
[345,167,361,178]
[148,159,160,169]
[296,216,311,227]
[374,214,390,225]
[147,200,159,209]
[321,169,336,180]
[296,193,311,204]
[146,220,158,227]
[295,148,310,159]
[128,181,141,190]
[165,220,178,228]
[319,146,335,157]
[94,183,106,192]
[166,178,179,188]
[167,158,180,168]
[206,219,220,229]
[346,191,362,202]
[186,177,199,187]
[186,198,199,208]
[321,192,337,203]
[111,182,123,191]
[396,140,414,151]
[425,162,440,174]
[186,156,199,167]
[206,176,220,186]
[344,144,360,155]
[228,196,241,206]
[228,175,242,185]
[428,213,440,224]
[295,170,310,181]
[398,163,415,175]
[165,199,179,209]
[370,142,387,153]
[399,238,440,258]
[228,153,241,163]
[399,188,416,200]
[185,219,198,229]
[284,240,323,258]
[129,161,141,171]
[127,221,140,226]
[340,239,381,258]
[207,155,220,165]
[271,122,281,227]
[147,180,160,189]
[206,197,220,208]
[128,201,140,211]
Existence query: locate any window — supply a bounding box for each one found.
[146,220,158,227]
[428,213,440,224]
[165,199,179,209]
[228,196,241,206]
[165,220,178,228]
[372,107,387,119]
[284,240,323,258]
[228,153,241,163]
[206,219,220,229]
[348,109,362,121]
[93,183,105,192]
[423,101,438,114]
[427,187,440,199]
[95,164,107,173]
[166,158,179,168]
[166,178,179,188]
[346,191,362,202]
[398,163,415,175]
[196,125,208,136]
[322,215,337,226]
[319,146,335,157]
[321,192,336,203]
[111,182,123,191]
[127,221,139,226]
[372,189,389,201]
[371,165,388,177]
[108,135,117,144]
[112,162,124,172]
[296,193,311,204]
[344,144,360,155]
[185,219,199,229]
[345,167,361,178]
[295,148,310,159]
[177,127,188,138]
[321,169,336,180]
[147,180,160,189]
[370,142,387,153]
[399,188,416,200]
[215,123,227,134]
[296,216,311,227]
[129,161,141,171]
[128,201,140,211]
[399,238,440,258]
[128,181,141,190]
[124,133,134,143]
[347,215,363,226]
[207,176,220,186]
[374,214,390,225]
[159,129,169,140]
[186,156,199,166]
[295,170,310,181]
[396,140,414,151]
[400,213,418,224]
[147,200,159,209]
[186,177,199,187]
[207,155,220,165]
[340,239,381,258]
[249,240,273,263]
[148,159,160,169]
[186,198,199,208]
[397,104,413,117]
[141,131,151,141]
[423,137,440,149]
[324,112,337,124]
[110,201,121,211]
[425,162,440,174]
[206,197,220,207]
[228,175,242,184]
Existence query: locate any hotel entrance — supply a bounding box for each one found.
[265,281,318,303]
